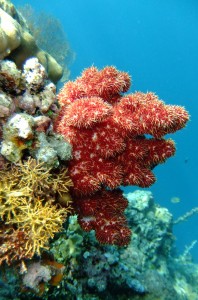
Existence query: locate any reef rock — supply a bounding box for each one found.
[0,0,63,83]
[0,58,72,167]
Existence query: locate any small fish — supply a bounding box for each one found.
[170,197,181,204]
[184,157,189,164]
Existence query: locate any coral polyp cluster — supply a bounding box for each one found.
[55,66,189,246]
[0,158,73,265]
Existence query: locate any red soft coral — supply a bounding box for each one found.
[55,66,189,246]
[74,189,131,246]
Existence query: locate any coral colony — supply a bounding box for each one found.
[0,56,73,266]
[0,61,189,263]
[54,66,189,246]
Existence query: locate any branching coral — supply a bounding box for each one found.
[174,207,198,225]
[9,198,68,255]
[0,224,31,265]
[0,158,73,265]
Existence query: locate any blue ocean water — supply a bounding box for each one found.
[13,0,198,261]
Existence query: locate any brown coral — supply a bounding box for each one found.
[0,224,31,265]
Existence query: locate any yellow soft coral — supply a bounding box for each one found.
[0,158,73,265]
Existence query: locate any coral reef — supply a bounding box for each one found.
[0,190,197,300]
[54,66,189,245]
[39,191,198,300]
[0,53,74,288]
[22,259,65,294]
[0,3,74,279]
[17,3,75,82]
[0,0,63,83]
[0,158,73,264]
[23,262,52,291]
[0,57,72,167]
[0,5,192,298]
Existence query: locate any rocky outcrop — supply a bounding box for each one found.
[0,0,63,83]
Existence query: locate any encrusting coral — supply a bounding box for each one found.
[0,58,72,167]
[0,158,73,265]
[54,66,189,247]
[0,0,63,83]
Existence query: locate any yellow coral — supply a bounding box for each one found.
[10,198,67,255]
[51,167,73,195]
[15,158,55,192]
[0,158,73,265]
[0,181,31,221]
[15,158,73,195]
